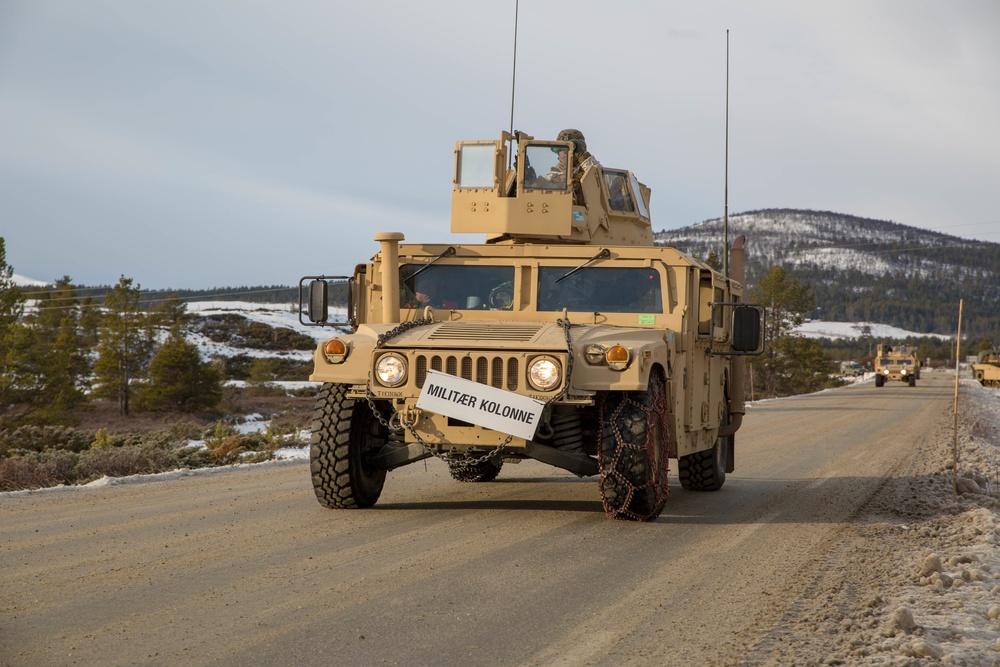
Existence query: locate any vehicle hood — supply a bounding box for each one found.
[364,320,670,351]
[372,321,568,350]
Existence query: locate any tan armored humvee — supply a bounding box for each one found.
[972,349,1000,388]
[301,130,763,521]
[874,343,920,387]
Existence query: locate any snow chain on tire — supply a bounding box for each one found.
[597,369,670,521]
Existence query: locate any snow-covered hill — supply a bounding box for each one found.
[656,209,1000,336]
[792,320,944,341]
[657,209,984,280]
[12,273,48,287]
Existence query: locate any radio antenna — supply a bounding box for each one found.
[508,0,519,140]
[723,29,730,279]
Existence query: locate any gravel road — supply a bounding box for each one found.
[1,371,982,666]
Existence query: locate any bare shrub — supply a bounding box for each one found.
[242,383,288,398]
[0,425,92,456]
[175,445,214,469]
[208,435,246,465]
[0,450,80,491]
[75,442,181,483]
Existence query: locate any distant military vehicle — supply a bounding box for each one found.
[972,349,1000,388]
[839,361,864,377]
[874,343,920,387]
[300,129,763,521]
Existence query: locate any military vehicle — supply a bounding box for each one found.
[839,361,864,377]
[874,343,920,387]
[972,348,1000,388]
[300,129,763,521]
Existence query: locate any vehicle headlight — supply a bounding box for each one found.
[606,345,631,371]
[901,369,908,375]
[323,338,348,363]
[528,356,561,391]
[375,353,407,387]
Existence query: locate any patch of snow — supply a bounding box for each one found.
[11,273,49,287]
[792,320,949,340]
[181,301,347,362]
[184,300,347,341]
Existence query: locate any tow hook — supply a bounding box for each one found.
[397,405,423,429]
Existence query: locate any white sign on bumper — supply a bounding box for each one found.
[415,370,545,441]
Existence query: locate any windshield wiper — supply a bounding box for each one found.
[555,248,611,284]
[407,246,456,281]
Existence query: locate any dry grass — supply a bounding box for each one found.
[0,389,317,492]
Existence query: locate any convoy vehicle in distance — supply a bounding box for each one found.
[839,361,864,377]
[874,343,920,387]
[972,348,1000,388]
[300,129,762,521]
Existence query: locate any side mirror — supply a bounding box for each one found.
[732,305,762,353]
[308,279,328,323]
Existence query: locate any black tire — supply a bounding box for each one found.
[598,371,669,521]
[310,383,387,509]
[447,457,503,482]
[908,375,916,387]
[678,428,728,492]
[875,374,885,387]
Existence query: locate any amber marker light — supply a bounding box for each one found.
[324,339,348,363]
[606,345,631,371]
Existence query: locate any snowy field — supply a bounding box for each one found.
[182,300,345,361]
[793,320,949,341]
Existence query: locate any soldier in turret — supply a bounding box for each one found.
[557,128,598,171]
[560,129,598,204]
[534,129,600,202]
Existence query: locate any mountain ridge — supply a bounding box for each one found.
[655,208,1000,337]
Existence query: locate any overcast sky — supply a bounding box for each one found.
[2,0,998,290]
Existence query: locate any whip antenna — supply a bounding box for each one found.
[724,29,730,279]
[508,0,519,138]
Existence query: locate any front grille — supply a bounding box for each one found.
[416,353,520,391]
[428,323,543,342]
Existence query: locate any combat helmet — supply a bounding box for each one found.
[557,128,587,154]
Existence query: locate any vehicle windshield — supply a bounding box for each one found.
[899,359,913,366]
[603,169,635,212]
[400,265,515,310]
[629,174,649,218]
[456,144,496,189]
[524,144,569,191]
[538,266,662,313]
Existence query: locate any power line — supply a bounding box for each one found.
[19,286,298,312]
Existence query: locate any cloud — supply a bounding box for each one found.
[1,1,998,287]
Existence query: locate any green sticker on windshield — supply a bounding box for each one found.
[638,314,655,325]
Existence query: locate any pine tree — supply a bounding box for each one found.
[748,267,831,397]
[0,238,30,423]
[151,294,188,328]
[94,276,153,416]
[79,296,101,348]
[703,250,723,272]
[138,327,222,412]
[0,238,24,337]
[24,277,89,416]
[753,266,815,342]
